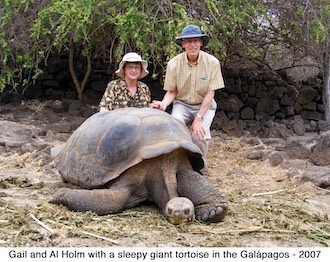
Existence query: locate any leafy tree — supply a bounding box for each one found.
[32,0,112,100]
[1,0,329,123]
[31,0,204,98]
[264,0,330,120]
[0,0,45,92]
[203,0,268,68]
[1,0,267,96]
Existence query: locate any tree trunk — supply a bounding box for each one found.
[323,51,330,122]
[68,42,92,101]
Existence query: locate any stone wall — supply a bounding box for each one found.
[213,68,324,137]
[0,56,325,137]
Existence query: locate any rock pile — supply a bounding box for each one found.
[213,69,324,137]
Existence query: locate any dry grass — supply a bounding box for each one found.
[0,192,329,247]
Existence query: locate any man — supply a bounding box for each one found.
[150,25,225,175]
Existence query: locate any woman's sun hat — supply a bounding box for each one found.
[175,24,209,47]
[115,52,149,79]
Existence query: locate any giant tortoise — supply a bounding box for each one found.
[50,108,228,224]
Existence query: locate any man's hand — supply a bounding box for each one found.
[191,117,206,140]
[149,100,166,111]
[99,107,110,112]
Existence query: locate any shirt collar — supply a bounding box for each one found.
[184,51,201,66]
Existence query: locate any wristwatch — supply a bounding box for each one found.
[196,114,203,120]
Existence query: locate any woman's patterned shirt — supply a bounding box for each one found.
[99,79,151,110]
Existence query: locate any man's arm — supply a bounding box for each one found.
[196,90,215,117]
[150,89,178,111]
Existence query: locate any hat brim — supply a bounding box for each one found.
[175,34,209,47]
[115,60,149,79]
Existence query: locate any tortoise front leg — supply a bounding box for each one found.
[49,187,133,215]
[176,170,228,223]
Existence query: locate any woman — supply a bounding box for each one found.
[99,52,151,111]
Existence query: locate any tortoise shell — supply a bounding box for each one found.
[54,108,201,188]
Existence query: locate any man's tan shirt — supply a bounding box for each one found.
[164,50,225,104]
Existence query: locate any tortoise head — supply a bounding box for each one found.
[164,197,195,225]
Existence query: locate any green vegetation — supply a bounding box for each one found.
[0,1,329,116]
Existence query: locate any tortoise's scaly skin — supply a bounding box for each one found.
[50,108,228,224]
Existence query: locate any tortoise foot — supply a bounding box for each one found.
[195,201,228,223]
[49,188,71,204]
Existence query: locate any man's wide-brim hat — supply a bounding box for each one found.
[115,52,149,79]
[175,24,210,47]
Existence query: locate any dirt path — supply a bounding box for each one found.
[0,100,329,247]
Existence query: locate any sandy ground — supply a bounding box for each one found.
[0,100,329,248]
